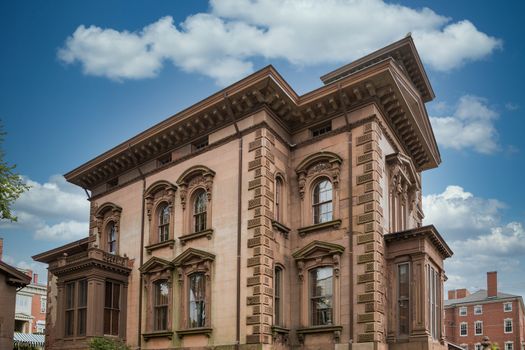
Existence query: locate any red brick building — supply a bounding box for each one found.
[445,272,525,350]
[15,269,47,334]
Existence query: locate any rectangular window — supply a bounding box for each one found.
[77,280,87,336]
[459,306,467,316]
[460,322,467,336]
[40,296,46,313]
[428,265,440,339]
[192,138,209,151]
[475,344,482,350]
[311,122,332,137]
[104,281,121,336]
[398,263,410,336]
[107,178,119,189]
[65,282,75,337]
[154,281,169,331]
[474,305,482,315]
[506,342,514,350]
[475,321,483,335]
[274,267,282,326]
[189,273,206,328]
[157,153,172,167]
[504,302,513,312]
[310,267,333,326]
[505,318,513,333]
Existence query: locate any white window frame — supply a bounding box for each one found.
[474,304,482,315]
[475,320,483,335]
[459,306,467,316]
[504,302,513,312]
[505,341,514,350]
[504,318,513,333]
[40,296,46,313]
[475,344,482,350]
[460,322,468,336]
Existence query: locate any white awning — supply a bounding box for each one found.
[13,332,45,346]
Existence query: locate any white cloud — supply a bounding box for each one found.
[505,102,519,111]
[423,185,504,238]
[58,0,502,85]
[0,175,89,241]
[430,95,500,154]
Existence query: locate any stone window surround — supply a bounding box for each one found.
[292,240,344,343]
[272,172,291,237]
[94,202,122,255]
[140,257,174,340]
[173,248,215,338]
[176,165,215,244]
[295,152,342,234]
[144,180,177,253]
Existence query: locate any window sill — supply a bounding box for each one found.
[296,325,342,343]
[145,239,175,254]
[176,327,213,338]
[272,221,291,238]
[272,325,290,334]
[179,229,213,245]
[298,219,342,237]
[142,331,173,341]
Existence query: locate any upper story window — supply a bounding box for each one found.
[192,138,209,152]
[157,204,170,243]
[312,179,333,224]
[474,305,482,315]
[40,296,46,313]
[475,320,483,335]
[398,263,410,336]
[106,177,119,190]
[154,280,169,331]
[310,266,333,326]
[311,122,332,138]
[193,190,208,233]
[460,322,467,336]
[504,302,513,312]
[274,266,283,326]
[505,342,514,350]
[459,306,467,316]
[275,176,283,223]
[107,222,117,254]
[504,318,513,333]
[65,279,87,337]
[189,272,206,328]
[104,281,121,336]
[157,153,172,167]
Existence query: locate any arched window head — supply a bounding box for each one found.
[275,177,283,222]
[193,190,207,233]
[106,221,117,254]
[157,203,170,243]
[312,179,333,224]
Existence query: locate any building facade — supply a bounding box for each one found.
[0,238,32,349]
[445,272,525,350]
[34,36,454,350]
[15,269,48,334]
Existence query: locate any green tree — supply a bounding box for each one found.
[0,122,28,222]
[88,337,130,350]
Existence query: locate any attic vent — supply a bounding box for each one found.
[157,153,172,167]
[107,178,119,189]
[311,122,332,138]
[192,137,209,152]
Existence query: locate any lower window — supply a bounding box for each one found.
[154,280,169,331]
[104,281,121,336]
[189,273,206,328]
[64,279,87,337]
[310,266,333,326]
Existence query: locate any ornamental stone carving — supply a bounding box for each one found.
[295,152,342,199]
[176,165,216,209]
[144,180,177,221]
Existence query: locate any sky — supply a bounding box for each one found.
[0,0,524,297]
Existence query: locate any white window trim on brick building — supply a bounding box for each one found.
[460,322,468,336]
[505,341,513,350]
[474,304,482,315]
[504,302,513,312]
[504,318,513,333]
[459,306,467,316]
[475,320,483,335]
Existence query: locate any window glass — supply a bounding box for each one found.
[274,267,282,326]
[107,222,117,254]
[475,321,482,335]
[504,302,513,312]
[460,322,467,336]
[312,179,333,224]
[398,263,410,336]
[474,305,482,315]
[189,273,206,328]
[104,281,120,335]
[158,204,170,242]
[275,177,283,222]
[505,319,513,333]
[310,267,333,326]
[193,190,207,232]
[459,306,467,316]
[154,280,169,331]
[65,282,75,337]
[77,280,87,336]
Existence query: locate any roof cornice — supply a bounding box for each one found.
[384,225,453,259]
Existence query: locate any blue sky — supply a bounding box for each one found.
[1,0,524,296]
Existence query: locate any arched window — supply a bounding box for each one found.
[107,222,117,254]
[193,190,207,233]
[189,272,206,328]
[312,179,333,224]
[153,280,169,331]
[275,177,283,222]
[310,266,333,326]
[157,204,170,243]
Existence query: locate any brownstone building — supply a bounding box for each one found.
[445,272,525,350]
[34,36,455,350]
[0,238,32,349]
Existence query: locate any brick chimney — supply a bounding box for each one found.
[448,290,457,300]
[33,273,38,285]
[0,237,3,261]
[487,271,498,298]
[456,288,470,299]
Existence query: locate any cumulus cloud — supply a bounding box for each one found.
[0,175,89,241]
[58,0,502,85]
[423,185,504,238]
[430,95,500,154]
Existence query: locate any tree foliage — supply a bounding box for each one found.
[0,122,28,222]
[88,337,130,350]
